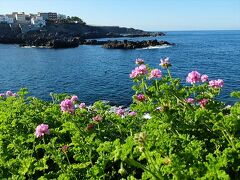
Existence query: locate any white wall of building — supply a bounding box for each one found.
[31,16,46,27]
[15,13,26,23]
[0,15,14,24]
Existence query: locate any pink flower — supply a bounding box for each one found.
[160,57,171,68]
[0,93,5,97]
[79,103,86,109]
[130,64,148,79]
[136,94,145,102]
[199,98,208,108]
[137,64,148,74]
[6,91,13,96]
[93,115,103,122]
[135,58,144,65]
[130,70,139,78]
[60,99,75,113]
[186,71,201,84]
[209,79,224,89]
[71,95,78,102]
[185,98,195,104]
[128,111,137,116]
[116,108,125,116]
[149,69,162,79]
[35,124,50,138]
[201,74,209,82]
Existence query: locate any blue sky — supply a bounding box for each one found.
[0,0,239,31]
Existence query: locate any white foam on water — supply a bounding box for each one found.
[137,45,172,50]
[21,46,36,48]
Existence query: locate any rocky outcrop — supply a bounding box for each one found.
[102,40,174,49]
[20,38,79,49]
[19,31,80,48]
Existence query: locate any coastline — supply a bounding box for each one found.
[0,23,166,49]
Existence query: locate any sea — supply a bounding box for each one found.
[0,30,239,105]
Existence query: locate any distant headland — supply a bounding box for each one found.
[0,12,173,49]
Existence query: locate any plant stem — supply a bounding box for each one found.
[42,137,46,144]
[65,153,71,165]
[155,80,159,95]
[167,68,172,79]
[143,142,161,178]
[222,129,236,149]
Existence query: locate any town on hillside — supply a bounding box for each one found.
[0,12,84,33]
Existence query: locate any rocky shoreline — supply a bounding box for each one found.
[101,40,174,49]
[18,39,174,49]
[0,23,172,49]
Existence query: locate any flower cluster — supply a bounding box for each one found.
[79,102,86,109]
[60,99,75,113]
[116,108,125,116]
[35,124,50,138]
[159,57,171,68]
[201,74,209,82]
[185,98,195,104]
[93,115,103,122]
[135,58,144,65]
[186,71,201,84]
[209,79,224,89]
[130,64,148,78]
[149,69,162,79]
[0,91,17,98]
[112,106,137,117]
[186,71,224,89]
[136,94,145,102]
[198,98,209,108]
[71,95,78,102]
[185,98,209,108]
[128,111,137,116]
[130,58,168,80]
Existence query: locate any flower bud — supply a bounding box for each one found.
[163,157,171,165]
[86,123,94,131]
[61,145,69,154]
[118,163,126,176]
[134,132,147,145]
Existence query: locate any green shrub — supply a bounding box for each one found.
[0,58,239,179]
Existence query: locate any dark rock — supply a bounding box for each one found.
[102,40,174,49]
[50,39,79,49]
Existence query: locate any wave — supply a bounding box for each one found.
[20,46,36,48]
[20,46,50,49]
[138,45,172,50]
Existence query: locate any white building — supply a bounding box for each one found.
[6,14,15,20]
[31,16,46,27]
[0,15,14,24]
[15,12,26,23]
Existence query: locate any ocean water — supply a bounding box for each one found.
[0,30,239,105]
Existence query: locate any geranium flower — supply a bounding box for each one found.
[35,124,50,138]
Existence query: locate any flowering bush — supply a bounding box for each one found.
[0,58,240,179]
